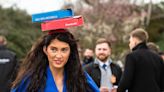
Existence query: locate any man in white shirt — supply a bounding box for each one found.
[84,38,122,92]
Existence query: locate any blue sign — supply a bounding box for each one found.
[32,9,74,22]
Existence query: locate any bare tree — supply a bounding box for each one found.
[61,0,164,60]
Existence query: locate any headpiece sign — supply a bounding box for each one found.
[32,9,84,31]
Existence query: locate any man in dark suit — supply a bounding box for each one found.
[117,28,164,92]
[0,35,18,92]
[159,51,164,61]
[84,38,122,92]
[82,48,94,66]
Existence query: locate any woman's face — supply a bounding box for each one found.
[44,39,70,70]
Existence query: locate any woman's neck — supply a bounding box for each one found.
[49,66,64,92]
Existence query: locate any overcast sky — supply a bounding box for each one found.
[0,0,65,14]
[0,0,163,15]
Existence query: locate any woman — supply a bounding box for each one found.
[11,29,99,92]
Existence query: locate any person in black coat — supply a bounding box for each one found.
[159,51,164,61]
[0,35,18,92]
[82,48,94,66]
[83,38,122,92]
[117,28,164,92]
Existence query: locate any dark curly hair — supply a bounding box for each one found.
[12,29,90,92]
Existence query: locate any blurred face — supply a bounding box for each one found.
[44,39,70,70]
[161,55,164,61]
[95,43,111,62]
[129,36,138,50]
[83,49,94,59]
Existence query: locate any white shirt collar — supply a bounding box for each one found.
[95,58,112,67]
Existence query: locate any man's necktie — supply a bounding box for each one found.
[102,64,107,70]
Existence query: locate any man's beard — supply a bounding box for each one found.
[83,57,94,64]
[97,55,108,62]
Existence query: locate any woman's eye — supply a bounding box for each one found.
[51,48,57,52]
[62,48,68,52]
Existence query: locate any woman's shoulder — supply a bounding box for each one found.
[11,77,30,92]
[85,72,100,92]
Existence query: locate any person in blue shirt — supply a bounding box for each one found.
[11,29,99,92]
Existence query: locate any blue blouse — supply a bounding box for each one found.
[11,67,99,92]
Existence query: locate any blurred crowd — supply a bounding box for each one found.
[0,28,164,92]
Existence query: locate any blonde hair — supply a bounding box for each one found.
[147,42,159,53]
[0,35,7,45]
[96,38,111,47]
[130,28,149,42]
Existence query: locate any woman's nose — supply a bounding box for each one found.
[55,52,62,58]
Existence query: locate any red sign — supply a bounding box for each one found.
[41,16,83,31]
